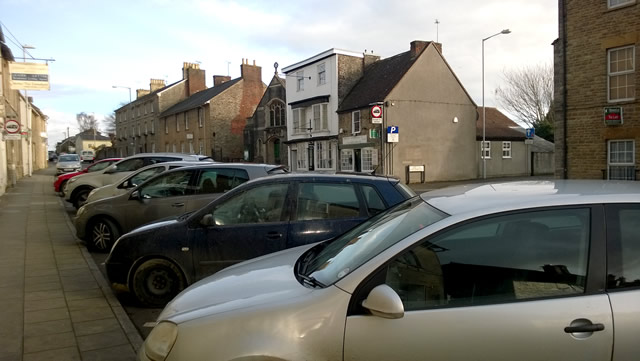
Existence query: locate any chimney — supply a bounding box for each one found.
[240,58,262,83]
[363,53,380,71]
[182,62,206,96]
[136,89,150,98]
[150,79,166,92]
[410,40,430,58]
[213,75,231,86]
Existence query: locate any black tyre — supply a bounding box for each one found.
[73,188,92,209]
[132,259,186,307]
[88,217,120,252]
[58,180,68,197]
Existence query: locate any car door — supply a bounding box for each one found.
[605,204,640,360]
[123,169,197,231]
[287,181,367,248]
[344,206,613,361]
[189,182,291,281]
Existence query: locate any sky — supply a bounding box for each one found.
[1,0,558,150]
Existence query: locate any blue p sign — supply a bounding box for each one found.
[387,126,399,134]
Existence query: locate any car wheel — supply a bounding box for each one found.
[132,259,186,307]
[88,218,120,252]
[73,188,92,209]
[59,180,68,197]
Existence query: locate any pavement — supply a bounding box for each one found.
[0,164,142,361]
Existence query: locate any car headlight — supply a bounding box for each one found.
[144,321,178,361]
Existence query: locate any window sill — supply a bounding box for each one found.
[606,1,636,11]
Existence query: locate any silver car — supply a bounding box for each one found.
[140,180,640,361]
[55,154,82,175]
[75,163,286,251]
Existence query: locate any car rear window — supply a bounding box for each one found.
[394,181,417,198]
[267,166,289,174]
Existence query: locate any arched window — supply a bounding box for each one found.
[269,101,285,127]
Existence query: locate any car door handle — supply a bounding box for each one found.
[267,231,282,239]
[564,323,605,333]
[172,202,185,208]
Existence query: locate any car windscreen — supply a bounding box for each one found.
[302,197,448,286]
[59,155,80,162]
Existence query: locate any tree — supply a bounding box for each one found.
[103,113,116,135]
[76,112,100,132]
[495,64,554,142]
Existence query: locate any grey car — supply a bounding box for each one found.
[75,163,286,251]
[140,180,640,361]
[55,154,82,175]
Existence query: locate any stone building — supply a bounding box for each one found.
[114,62,206,157]
[554,0,639,180]
[244,63,287,165]
[160,60,265,161]
[336,41,477,182]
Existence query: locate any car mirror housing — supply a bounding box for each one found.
[104,165,117,174]
[200,214,215,227]
[361,284,405,319]
[130,190,141,201]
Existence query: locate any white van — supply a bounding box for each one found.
[81,149,95,162]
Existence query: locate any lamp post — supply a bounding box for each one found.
[112,85,132,102]
[482,29,511,179]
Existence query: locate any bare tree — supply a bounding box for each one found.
[495,64,554,140]
[76,112,100,132]
[103,113,116,135]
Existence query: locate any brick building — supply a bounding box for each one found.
[114,62,205,157]
[160,60,265,161]
[554,0,639,180]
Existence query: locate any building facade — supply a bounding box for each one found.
[160,60,265,161]
[554,0,639,180]
[245,65,287,165]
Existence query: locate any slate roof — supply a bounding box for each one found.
[160,77,242,117]
[77,129,111,141]
[337,50,418,112]
[476,107,527,141]
[114,79,185,112]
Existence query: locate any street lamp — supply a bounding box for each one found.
[112,85,132,102]
[482,29,511,179]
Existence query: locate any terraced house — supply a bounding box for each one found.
[554,0,639,180]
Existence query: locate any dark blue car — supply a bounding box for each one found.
[105,173,416,306]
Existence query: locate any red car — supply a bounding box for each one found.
[54,158,122,195]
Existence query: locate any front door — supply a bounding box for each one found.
[344,207,613,361]
[191,182,291,281]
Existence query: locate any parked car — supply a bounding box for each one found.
[105,173,415,306]
[76,163,286,252]
[81,149,95,162]
[64,153,212,209]
[53,158,122,196]
[85,161,206,204]
[137,180,640,361]
[48,151,58,162]
[55,154,82,175]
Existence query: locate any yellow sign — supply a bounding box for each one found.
[9,62,50,91]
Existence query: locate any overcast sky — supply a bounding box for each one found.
[2,0,558,150]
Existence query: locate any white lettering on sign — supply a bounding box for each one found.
[5,120,20,134]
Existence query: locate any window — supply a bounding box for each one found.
[139,170,194,199]
[198,108,203,128]
[151,120,155,134]
[608,140,635,180]
[608,46,635,102]
[165,143,170,152]
[352,110,361,134]
[130,167,166,187]
[296,71,304,91]
[385,208,590,310]
[310,103,329,131]
[199,140,204,155]
[502,141,512,158]
[145,122,148,135]
[137,106,141,116]
[606,204,640,289]
[296,183,360,220]
[181,142,185,153]
[184,112,189,130]
[151,142,155,152]
[297,144,308,170]
[113,158,145,172]
[165,118,168,134]
[197,168,242,194]
[189,141,194,154]
[292,108,305,134]
[150,103,154,113]
[270,101,285,127]
[608,0,635,8]
[481,141,491,159]
[362,147,375,172]
[316,141,334,170]
[341,149,354,172]
[144,103,148,115]
[317,63,326,85]
[361,185,386,215]
[212,183,289,225]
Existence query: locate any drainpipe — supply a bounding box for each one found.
[562,0,568,179]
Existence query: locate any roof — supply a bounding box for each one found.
[282,48,364,74]
[422,180,640,217]
[77,130,111,141]
[160,78,242,117]
[476,107,527,141]
[338,50,418,112]
[114,79,184,112]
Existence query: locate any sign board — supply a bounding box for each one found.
[525,128,535,139]
[186,133,194,139]
[9,62,50,91]
[5,119,20,134]
[371,105,383,124]
[525,139,534,145]
[387,125,399,143]
[369,128,379,139]
[409,165,425,172]
[604,107,623,126]
[343,135,368,145]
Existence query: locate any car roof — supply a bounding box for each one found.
[237,172,398,185]
[422,180,640,216]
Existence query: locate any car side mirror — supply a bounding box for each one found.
[361,284,404,319]
[104,165,116,174]
[130,190,142,201]
[200,214,215,227]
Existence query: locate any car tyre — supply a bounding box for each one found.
[88,217,120,252]
[59,179,68,197]
[73,188,92,209]
[132,259,186,307]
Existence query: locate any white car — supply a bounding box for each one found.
[64,153,212,209]
[140,180,640,361]
[55,154,82,175]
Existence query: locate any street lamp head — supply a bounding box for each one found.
[501,29,511,34]
[22,44,36,50]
